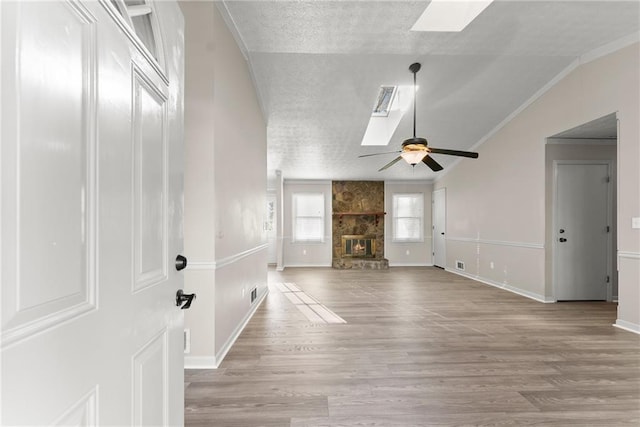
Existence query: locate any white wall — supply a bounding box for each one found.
[283,180,333,267]
[435,42,640,330]
[181,1,268,368]
[384,181,434,266]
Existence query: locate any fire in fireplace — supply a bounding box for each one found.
[342,235,376,258]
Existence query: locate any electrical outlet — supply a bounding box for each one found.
[490,262,494,269]
[632,217,640,229]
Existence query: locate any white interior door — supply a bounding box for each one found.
[432,188,446,268]
[553,161,611,301]
[1,1,185,425]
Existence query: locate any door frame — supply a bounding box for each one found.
[552,160,614,301]
[432,188,446,268]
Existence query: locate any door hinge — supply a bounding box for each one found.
[606,275,610,283]
[606,176,610,183]
[606,225,610,232]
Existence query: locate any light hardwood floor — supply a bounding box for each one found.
[185,267,640,426]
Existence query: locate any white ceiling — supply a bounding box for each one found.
[218,1,640,182]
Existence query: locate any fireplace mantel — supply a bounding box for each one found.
[332,211,385,226]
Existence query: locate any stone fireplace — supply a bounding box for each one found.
[332,181,389,269]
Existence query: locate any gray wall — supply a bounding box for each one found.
[282,180,333,267]
[435,43,639,329]
[384,181,434,266]
[182,1,268,368]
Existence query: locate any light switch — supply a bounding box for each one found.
[632,217,640,229]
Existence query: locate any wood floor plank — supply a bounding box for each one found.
[185,267,640,426]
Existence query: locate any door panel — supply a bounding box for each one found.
[2,0,97,349]
[133,66,168,292]
[554,162,610,300]
[133,329,168,426]
[1,1,185,425]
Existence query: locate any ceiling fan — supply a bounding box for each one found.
[360,62,479,172]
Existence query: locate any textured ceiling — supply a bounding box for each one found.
[218,1,640,182]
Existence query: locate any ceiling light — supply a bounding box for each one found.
[411,0,493,32]
[400,151,427,165]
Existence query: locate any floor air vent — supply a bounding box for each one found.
[456,260,465,271]
[250,287,257,303]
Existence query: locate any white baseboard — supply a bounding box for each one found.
[184,356,217,370]
[614,319,640,335]
[446,268,552,303]
[213,287,269,367]
[184,288,269,370]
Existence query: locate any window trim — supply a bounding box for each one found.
[291,192,325,243]
[101,0,167,82]
[391,192,425,243]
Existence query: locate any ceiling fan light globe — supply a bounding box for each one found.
[400,151,428,165]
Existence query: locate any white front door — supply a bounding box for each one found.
[432,188,446,268]
[1,1,185,425]
[553,161,611,301]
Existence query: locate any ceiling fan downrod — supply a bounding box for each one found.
[409,62,421,139]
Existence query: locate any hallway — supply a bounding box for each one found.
[185,267,640,426]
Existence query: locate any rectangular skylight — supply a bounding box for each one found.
[372,86,397,117]
[361,85,414,146]
[411,0,493,32]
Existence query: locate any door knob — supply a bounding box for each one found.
[175,254,188,271]
[559,229,565,234]
[176,289,196,310]
[559,237,567,242]
[440,232,445,235]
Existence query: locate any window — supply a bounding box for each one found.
[109,0,160,61]
[392,193,424,242]
[292,193,324,242]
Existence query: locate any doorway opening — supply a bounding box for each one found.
[545,113,618,302]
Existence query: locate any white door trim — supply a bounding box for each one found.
[432,188,446,268]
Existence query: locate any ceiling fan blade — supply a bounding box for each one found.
[359,150,401,158]
[422,155,443,172]
[378,156,402,171]
[429,148,479,158]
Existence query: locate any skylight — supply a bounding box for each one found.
[372,86,397,117]
[361,85,414,146]
[411,0,493,32]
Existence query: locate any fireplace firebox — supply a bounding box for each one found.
[341,235,376,258]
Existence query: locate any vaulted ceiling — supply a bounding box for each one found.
[218,1,640,181]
